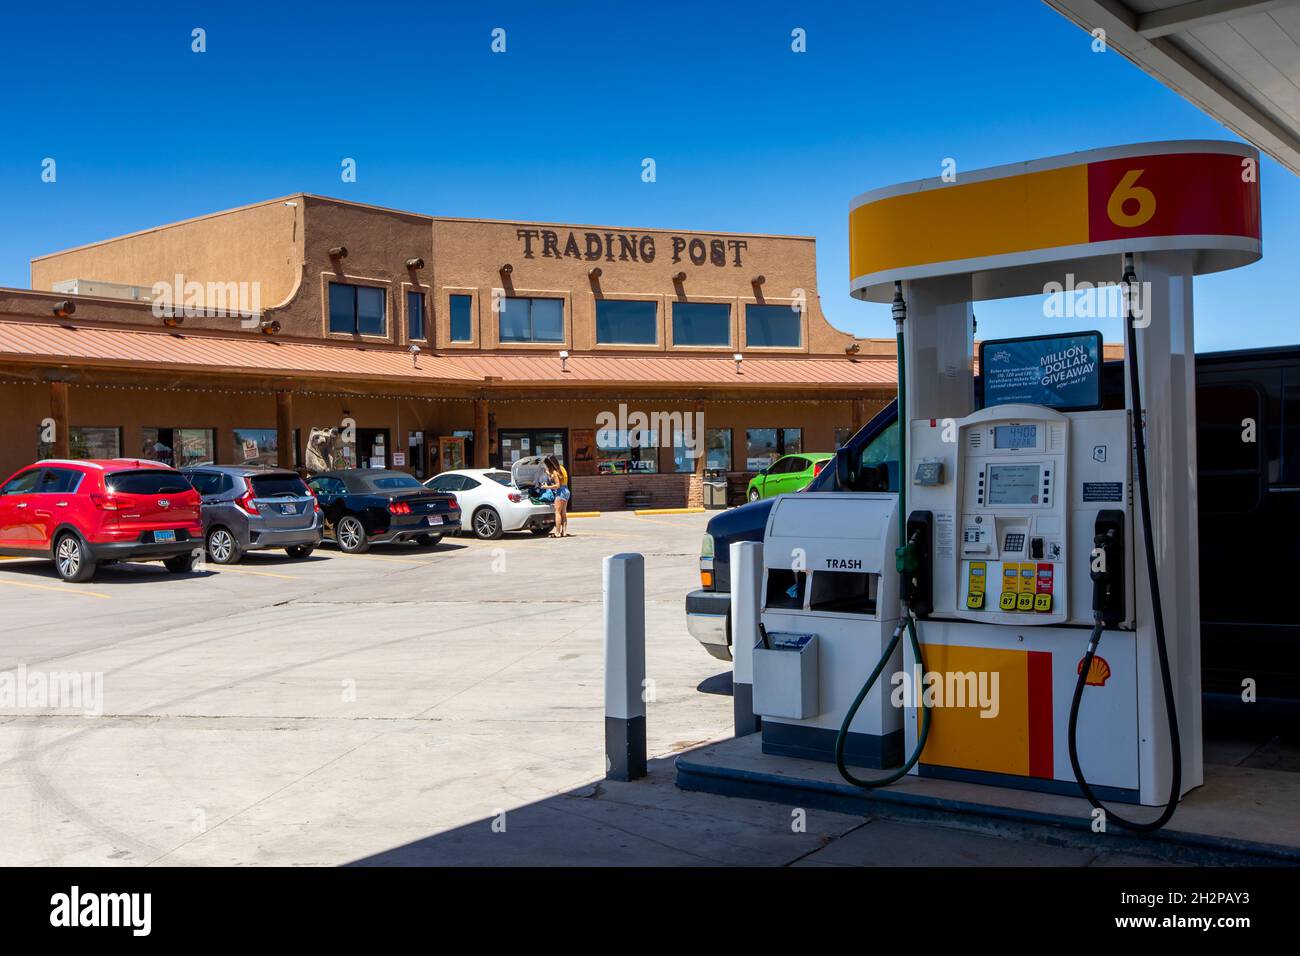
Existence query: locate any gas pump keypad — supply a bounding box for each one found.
[1003,532,1025,553]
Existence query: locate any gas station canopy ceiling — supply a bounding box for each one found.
[1045,0,1300,176]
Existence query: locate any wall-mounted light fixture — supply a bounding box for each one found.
[51,300,75,318]
[673,271,687,283]
[733,352,744,375]
[752,274,766,286]
[588,267,602,280]
[559,349,569,373]
[845,342,860,356]
[500,263,513,276]
[405,257,425,270]
[163,314,185,329]
[329,246,348,259]
[260,319,281,335]
[409,343,421,368]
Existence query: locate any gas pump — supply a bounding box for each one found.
[749,141,1261,830]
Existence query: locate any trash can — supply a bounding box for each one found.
[703,470,728,509]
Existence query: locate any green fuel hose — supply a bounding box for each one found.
[834,282,932,788]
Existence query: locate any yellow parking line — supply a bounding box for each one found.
[212,566,300,580]
[0,578,111,599]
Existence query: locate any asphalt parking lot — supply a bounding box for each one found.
[2,509,1288,867]
[0,511,759,865]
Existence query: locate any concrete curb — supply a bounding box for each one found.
[675,752,1300,867]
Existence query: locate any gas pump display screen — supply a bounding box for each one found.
[979,331,1103,412]
[986,464,1042,505]
[994,424,1037,449]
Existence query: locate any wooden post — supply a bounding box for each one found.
[48,380,70,459]
[851,397,866,434]
[276,390,294,469]
[474,398,490,468]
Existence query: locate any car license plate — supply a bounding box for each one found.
[154,530,176,543]
[426,515,443,526]
[281,503,296,515]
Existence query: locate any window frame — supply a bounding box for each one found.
[744,302,805,349]
[326,279,388,338]
[595,297,659,347]
[406,289,427,342]
[670,300,733,349]
[498,295,566,345]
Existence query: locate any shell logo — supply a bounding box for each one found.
[1077,655,1111,687]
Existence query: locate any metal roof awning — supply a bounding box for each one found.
[1045,0,1300,175]
[0,319,898,392]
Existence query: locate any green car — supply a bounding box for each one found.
[746,453,834,501]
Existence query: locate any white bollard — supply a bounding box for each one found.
[731,540,762,736]
[604,552,646,780]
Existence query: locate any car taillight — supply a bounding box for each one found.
[389,500,411,515]
[813,461,826,476]
[508,493,523,503]
[447,495,457,510]
[235,490,260,514]
[90,493,136,510]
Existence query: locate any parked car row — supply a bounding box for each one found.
[0,454,556,582]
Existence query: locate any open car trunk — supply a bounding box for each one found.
[510,455,550,500]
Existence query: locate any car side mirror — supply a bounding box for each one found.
[835,446,859,489]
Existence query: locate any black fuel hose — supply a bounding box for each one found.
[1067,258,1182,832]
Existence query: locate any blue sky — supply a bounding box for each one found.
[1,0,1295,351]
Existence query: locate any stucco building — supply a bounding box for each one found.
[1,195,897,508]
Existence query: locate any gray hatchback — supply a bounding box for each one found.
[181,465,322,564]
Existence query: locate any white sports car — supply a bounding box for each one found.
[424,457,556,540]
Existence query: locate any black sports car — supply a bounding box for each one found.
[307,469,461,553]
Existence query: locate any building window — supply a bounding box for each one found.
[835,426,855,448]
[449,294,473,342]
[407,291,426,341]
[141,427,215,467]
[745,427,801,471]
[706,428,732,471]
[232,428,300,467]
[37,425,121,461]
[596,299,657,345]
[328,282,386,336]
[672,302,730,347]
[745,303,802,348]
[595,429,658,474]
[499,296,564,343]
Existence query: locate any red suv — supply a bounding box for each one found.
[0,459,203,582]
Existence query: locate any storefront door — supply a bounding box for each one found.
[356,428,390,469]
[496,429,566,470]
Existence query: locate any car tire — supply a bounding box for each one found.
[336,516,369,554]
[163,551,200,574]
[53,533,96,583]
[472,506,503,540]
[748,488,761,502]
[206,526,242,565]
[414,533,442,547]
[285,545,314,559]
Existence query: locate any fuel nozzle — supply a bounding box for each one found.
[1091,510,1126,627]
